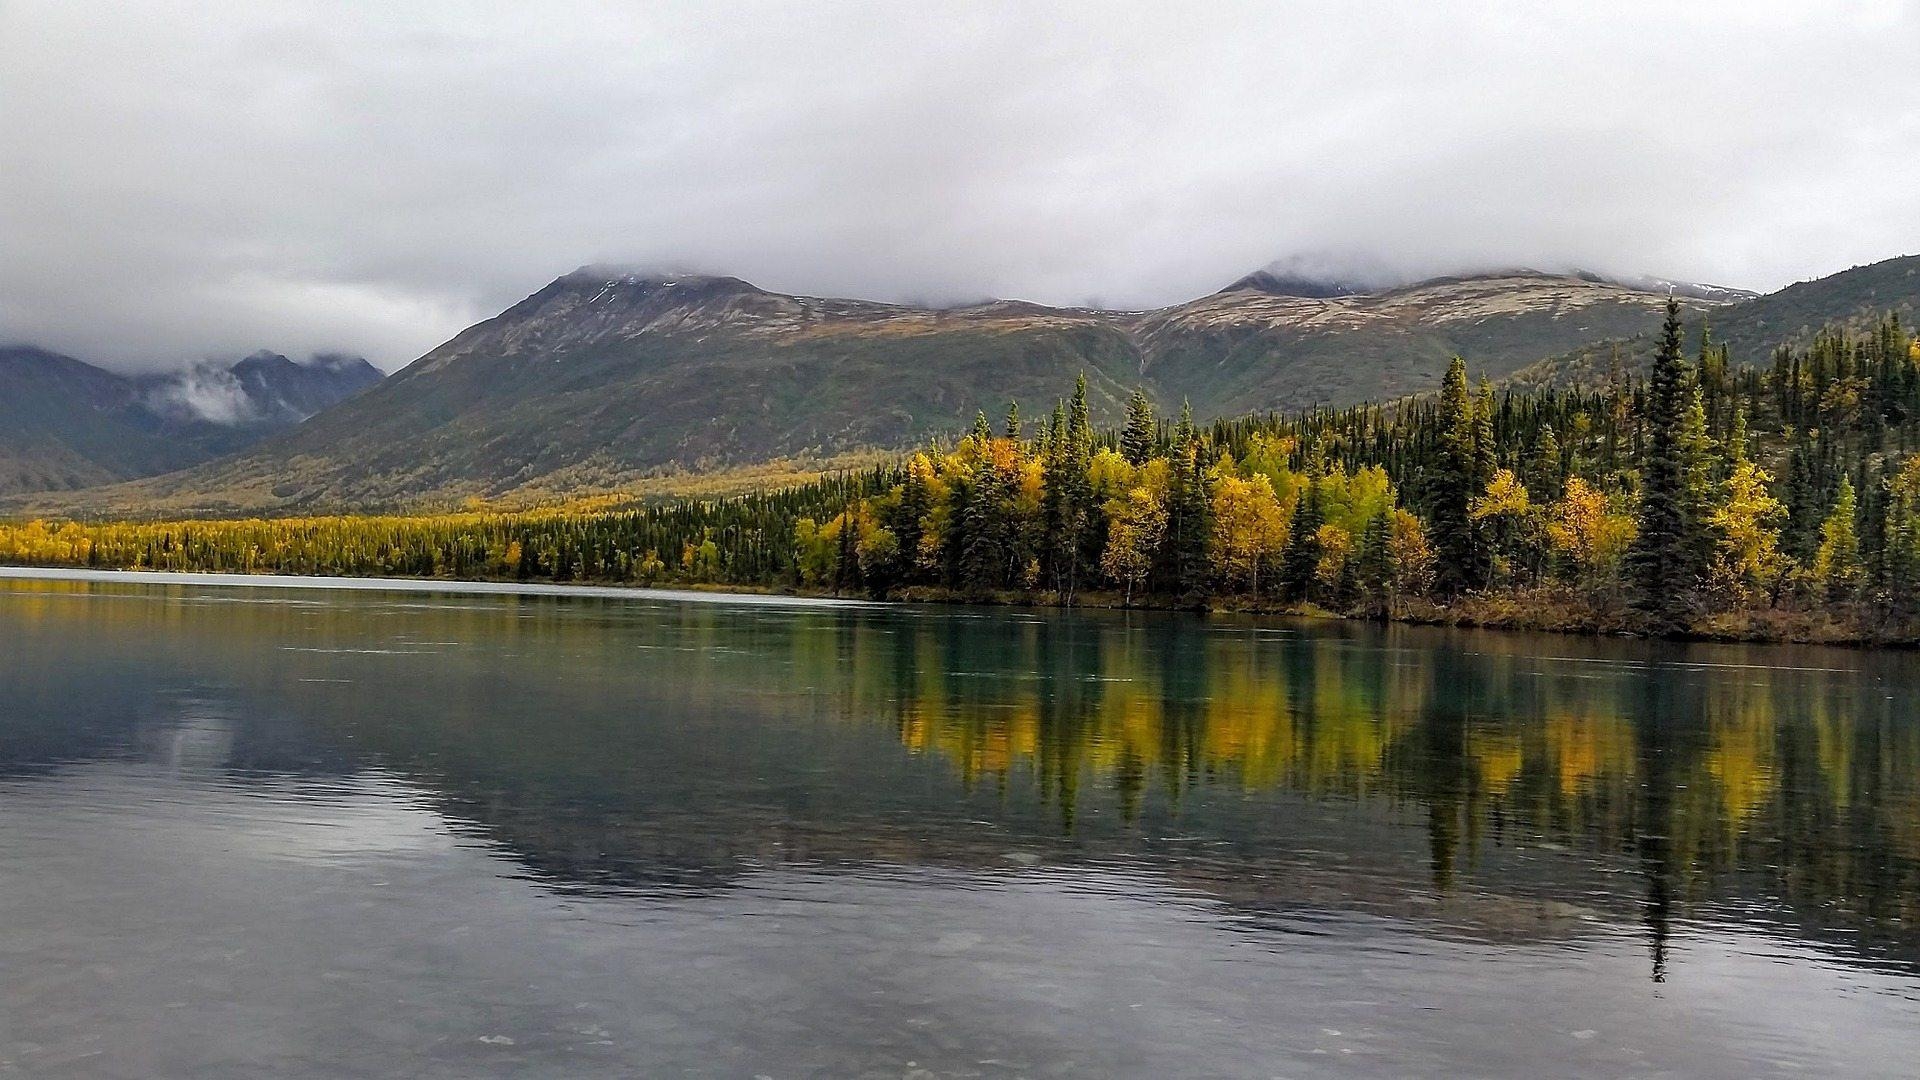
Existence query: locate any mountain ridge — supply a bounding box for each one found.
[0,346,382,496]
[12,253,1916,516]
[24,264,1736,512]
[1509,254,1920,390]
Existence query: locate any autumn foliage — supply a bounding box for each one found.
[6,311,1920,640]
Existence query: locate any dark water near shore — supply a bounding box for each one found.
[4,571,1920,1078]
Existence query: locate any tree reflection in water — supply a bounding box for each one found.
[4,576,1920,984]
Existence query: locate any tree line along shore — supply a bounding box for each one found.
[5,302,1920,644]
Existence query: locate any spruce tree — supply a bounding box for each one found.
[1858,456,1892,593]
[892,460,931,577]
[1628,298,1704,629]
[1530,423,1563,497]
[1069,374,1092,443]
[1784,435,1819,559]
[1122,388,1157,466]
[1473,378,1498,489]
[1045,384,1096,601]
[958,456,1009,593]
[1357,508,1394,616]
[1279,478,1325,602]
[1160,403,1212,602]
[1885,458,1920,615]
[1431,356,1481,596]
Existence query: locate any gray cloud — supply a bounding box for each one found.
[3,1,1917,372]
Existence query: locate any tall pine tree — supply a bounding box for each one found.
[1160,402,1212,603]
[1628,298,1711,629]
[1431,356,1482,596]
[1121,388,1157,466]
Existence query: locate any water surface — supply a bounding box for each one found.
[4,572,1919,1078]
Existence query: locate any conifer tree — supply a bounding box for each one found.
[1628,298,1706,629]
[834,505,859,595]
[1069,373,1092,443]
[1473,378,1498,489]
[1122,388,1157,466]
[1431,356,1481,596]
[1783,435,1820,559]
[1530,423,1563,497]
[970,410,992,444]
[1885,456,1920,614]
[891,455,933,575]
[1356,508,1394,615]
[1045,382,1097,600]
[1160,403,1212,602]
[958,453,1010,593]
[1279,477,1325,601]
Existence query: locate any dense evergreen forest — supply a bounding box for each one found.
[5,301,1920,642]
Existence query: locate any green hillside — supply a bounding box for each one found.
[1510,255,1920,390]
[45,267,1722,512]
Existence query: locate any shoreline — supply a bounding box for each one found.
[0,566,876,609]
[2,563,1911,648]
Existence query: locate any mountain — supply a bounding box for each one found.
[1580,271,1757,305]
[1511,255,1920,390]
[0,347,382,496]
[56,265,1738,511]
[138,351,384,432]
[0,346,203,494]
[27,254,1917,515]
[1218,269,1370,298]
[1133,269,1735,415]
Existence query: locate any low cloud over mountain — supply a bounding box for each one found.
[2,3,1915,369]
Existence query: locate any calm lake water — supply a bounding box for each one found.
[4,571,1920,1078]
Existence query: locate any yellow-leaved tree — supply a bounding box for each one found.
[1470,467,1535,586]
[1705,446,1787,605]
[1810,477,1863,603]
[1545,477,1636,597]
[1313,522,1355,595]
[1385,508,1436,601]
[1209,471,1288,595]
[1101,485,1167,606]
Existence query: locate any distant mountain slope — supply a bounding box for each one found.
[140,350,384,429]
[0,346,199,494]
[1137,270,1728,415]
[78,272,1143,509]
[1511,255,1920,390]
[32,254,1918,515]
[73,266,1731,511]
[0,346,381,496]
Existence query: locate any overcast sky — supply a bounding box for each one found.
[3,1,1917,372]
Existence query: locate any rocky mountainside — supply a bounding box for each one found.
[27,254,1920,515]
[1132,269,1740,415]
[0,346,382,496]
[68,264,1737,511]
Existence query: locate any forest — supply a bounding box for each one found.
[4,301,1920,643]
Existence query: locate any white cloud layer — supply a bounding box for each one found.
[3,1,1917,371]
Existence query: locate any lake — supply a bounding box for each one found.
[3,570,1918,1078]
